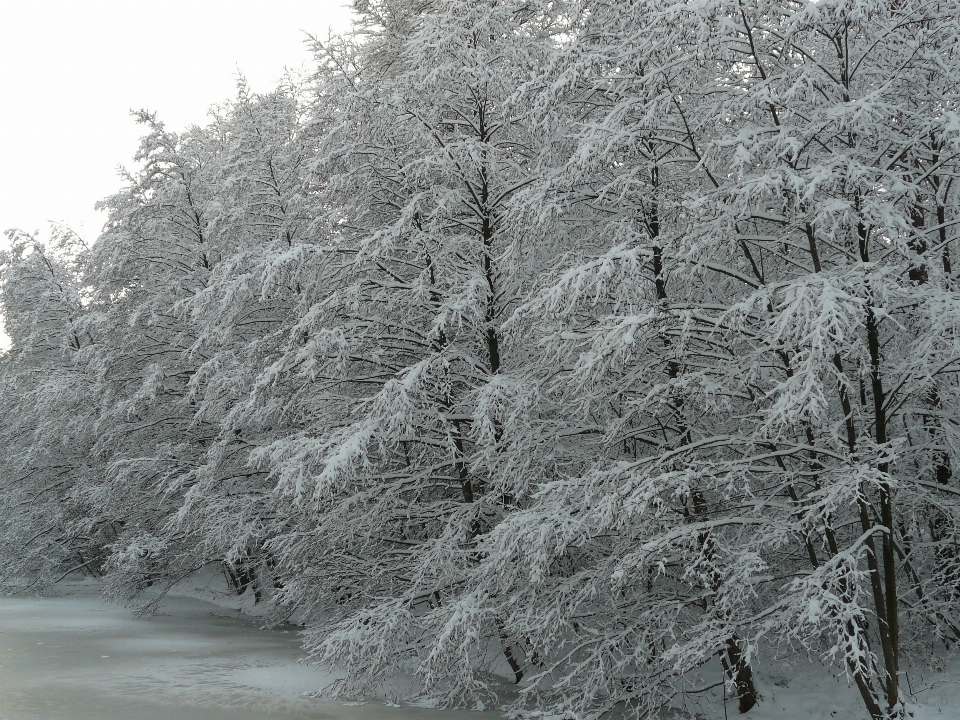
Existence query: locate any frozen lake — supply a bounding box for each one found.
[6,588,960,720]
[0,589,495,720]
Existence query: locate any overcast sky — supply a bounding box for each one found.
[0,0,356,347]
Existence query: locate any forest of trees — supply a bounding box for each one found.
[2,1,960,718]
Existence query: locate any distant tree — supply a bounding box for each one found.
[0,230,103,590]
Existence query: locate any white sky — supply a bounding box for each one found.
[0,0,356,349]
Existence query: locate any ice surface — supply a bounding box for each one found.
[0,587,498,720]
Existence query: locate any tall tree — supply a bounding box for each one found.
[473,2,960,719]
[243,0,566,703]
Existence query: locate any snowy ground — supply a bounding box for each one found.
[669,647,960,720]
[2,579,960,720]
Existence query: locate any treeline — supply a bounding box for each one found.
[2,1,960,718]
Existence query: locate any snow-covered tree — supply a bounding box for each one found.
[73,112,231,607]
[465,2,960,719]
[0,230,104,590]
[172,78,324,607]
[234,0,569,703]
